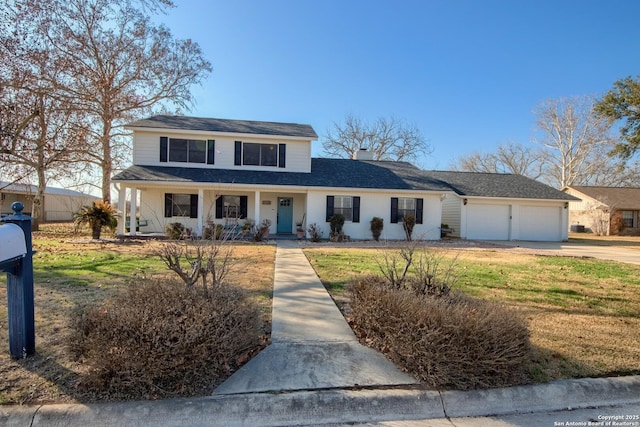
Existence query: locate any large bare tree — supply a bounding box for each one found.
[454,142,547,180]
[323,114,432,163]
[33,0,212,202]
[532,96,616,188]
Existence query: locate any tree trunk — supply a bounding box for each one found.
[92,223,101,240]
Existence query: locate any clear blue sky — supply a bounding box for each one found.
[155,0,640,170]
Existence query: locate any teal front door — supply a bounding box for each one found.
[277,197,293,233]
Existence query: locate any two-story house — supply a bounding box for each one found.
[112,115,576,241]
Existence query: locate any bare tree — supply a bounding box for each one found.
[323,114,432,162]
[532,96,615,188]
[37,0,212,202]
[454,142,547,180]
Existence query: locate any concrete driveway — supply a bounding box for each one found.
[488,240,640,265]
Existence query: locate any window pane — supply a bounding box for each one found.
[334,196,353,221]
[622,211,634,228]
[243,143,260,165]
[261,144,278,166]
[169,139,188,162]
[172,194,191,216]
[398,198,416,221]
[189,140,206,163]
[223,196,241,218]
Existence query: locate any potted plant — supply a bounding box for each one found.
[370,216,384,241]
[253,219,271,241]
[296,221,305,239]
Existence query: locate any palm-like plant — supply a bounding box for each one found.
[74,201,116,240]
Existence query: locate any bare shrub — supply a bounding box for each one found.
[69,279,261,400]
[350,276,531,390]
[307,223,323,242]
[374,243,415,288]
[157,239,236,293]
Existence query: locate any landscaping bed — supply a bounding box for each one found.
[0,224,275,405]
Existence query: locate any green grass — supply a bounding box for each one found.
[304,248,640,318]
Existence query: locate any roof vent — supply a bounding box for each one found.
[353,148,374,161]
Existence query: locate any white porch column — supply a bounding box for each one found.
[118,186,126,236]
[197,188,204,237]
[129,187,137,236]
[254,190,261,224]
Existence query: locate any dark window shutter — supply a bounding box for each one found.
[207,140,215,164]
[240,196,248,218]
[216,196,223,218]
[190,194,198,218]
[160,137,168,162]
[278,144,286,168]
[326,196,334,222]
[234,141,242,165]
[416,198,424,224]
[390,197,399,223]
[352,196,360,223]
[164,193,173,217]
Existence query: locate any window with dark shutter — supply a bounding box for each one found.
[207,140,215,164]
[352,196,361,223]
[416,198,424,224]
[190,195,198,218]
[278,144,286,168]
[164,193,173,217]
[326,196,335,222]
[234,141,242,165]
[390,197,399,223]
[160,137,168,162]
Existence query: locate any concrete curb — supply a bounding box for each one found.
[1,375,638,426]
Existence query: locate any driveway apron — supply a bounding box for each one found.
[213,240,417,395]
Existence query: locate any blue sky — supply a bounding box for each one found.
[156,0,640,170]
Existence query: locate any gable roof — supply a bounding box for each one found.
[126,115,318,139]
[113,159,575,200]
[567,186,640,210]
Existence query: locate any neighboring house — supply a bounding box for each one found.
[563,186,640,236]
[112,115,576,242]
[0,181,100,221]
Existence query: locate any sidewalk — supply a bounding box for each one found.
[1,240,639,426]
[213,239,417,394]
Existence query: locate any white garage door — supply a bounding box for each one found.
[466,204,510,240]
[520,206,562,242]
[519,206,562,241]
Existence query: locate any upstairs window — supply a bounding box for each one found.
[391,197,423,224]
[326,195,360,222]
[235,141,286,168]
[160,137,215,164]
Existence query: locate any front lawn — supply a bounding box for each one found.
[304,246,640,383]
[0,225,275,404]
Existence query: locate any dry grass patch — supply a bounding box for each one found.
[0,225,275,405]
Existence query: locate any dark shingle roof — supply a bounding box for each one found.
[125,115,318,139]
[423,171,577,200]
[569,186,640,210]
[113,160,575,201]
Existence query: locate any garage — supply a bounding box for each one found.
[466,203,511,240]
[519,205,562,241]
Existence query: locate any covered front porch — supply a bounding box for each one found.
[117,183,309,239]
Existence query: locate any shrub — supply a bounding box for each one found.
[329,214,346,242]
[402,213,416,241]
[349,276,531,390]
[307,223,323,242]
[253,219,271,241]
[165,222,185,239]
[203,223,223,240]
[370,216,384,241]
[70,279,261,400]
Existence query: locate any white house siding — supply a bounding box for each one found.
[306,189,442,241]
[441,194,461,237]
[132,130,312,173]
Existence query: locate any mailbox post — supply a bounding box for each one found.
[0,202,35,358]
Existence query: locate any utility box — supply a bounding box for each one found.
[0,223,27,272]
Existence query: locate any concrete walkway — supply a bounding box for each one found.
[213,240,417,394]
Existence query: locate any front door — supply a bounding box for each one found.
[277,197,293,233]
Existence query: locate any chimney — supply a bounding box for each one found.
[353,148,374,161]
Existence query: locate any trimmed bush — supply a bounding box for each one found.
[70,279,261,400]
[350,275,531,390]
